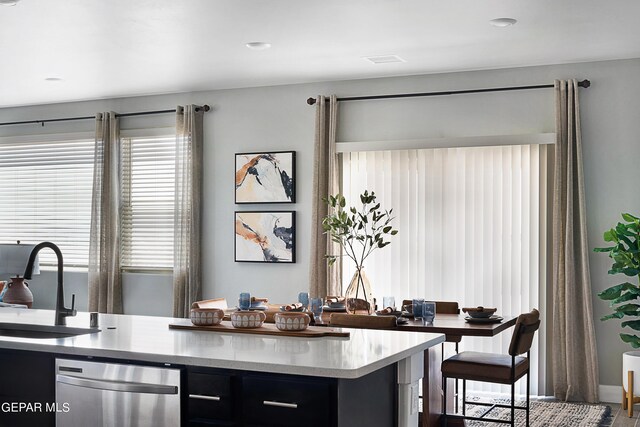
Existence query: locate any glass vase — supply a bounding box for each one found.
[344,268,374,315]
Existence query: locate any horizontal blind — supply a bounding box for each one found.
[0,138,94,268]
[342,144,547,395]
[121,136,175,270]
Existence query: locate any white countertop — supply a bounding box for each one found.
[0,309,444,379]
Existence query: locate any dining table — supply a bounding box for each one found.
[240,304,517,427]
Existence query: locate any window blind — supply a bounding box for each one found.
[0,138,94,268]
[342,144,548,395]
[121,135,175,271]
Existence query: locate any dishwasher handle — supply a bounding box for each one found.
[56,374,179,395]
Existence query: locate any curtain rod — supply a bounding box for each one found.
[0,105,211,127]
[306,80,591,105]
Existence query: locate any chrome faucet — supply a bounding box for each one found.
[23,242,76,326]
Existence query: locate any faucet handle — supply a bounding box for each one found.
[69,293,77,315]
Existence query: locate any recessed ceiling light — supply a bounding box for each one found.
[489,18,517,28]
[245,42,271,51]
[364,55,406,64]
[44,77,63,82]
[0,0,20,6]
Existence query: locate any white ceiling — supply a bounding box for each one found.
[1,0,639,108]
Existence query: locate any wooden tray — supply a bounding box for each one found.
[169,320,350,338]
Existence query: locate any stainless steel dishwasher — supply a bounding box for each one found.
[55,358,181,427]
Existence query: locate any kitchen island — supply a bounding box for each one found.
[0,309,444,427]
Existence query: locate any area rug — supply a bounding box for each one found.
[462,398,611,427]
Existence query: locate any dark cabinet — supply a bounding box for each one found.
[0,349,55,427]
[242,376,332,427]
[186,364,395,427]
[187,371,236,426]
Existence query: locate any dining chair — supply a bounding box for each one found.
[329,313,397,329]
[441,308,540,427]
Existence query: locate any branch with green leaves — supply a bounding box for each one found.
[322,191,398,269]
[595,213,640,348]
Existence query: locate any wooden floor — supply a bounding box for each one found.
[610,403,640,427]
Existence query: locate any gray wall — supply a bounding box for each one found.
[1,58,639,390]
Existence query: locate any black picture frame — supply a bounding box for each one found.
[235,151,296,204]
[234,211,296,263]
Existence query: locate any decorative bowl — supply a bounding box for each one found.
[274,312,310,331]
[230,310,266,328]
[190,308,224,326]
[462,306,497,318]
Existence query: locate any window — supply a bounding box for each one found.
[0,137,94,268]
[120,135,176,271]
[342,143,549,394]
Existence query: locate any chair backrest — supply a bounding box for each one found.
[435,301,460,314]
[508,308,541,356]
[329,313,397,330]
[401,300,460,314]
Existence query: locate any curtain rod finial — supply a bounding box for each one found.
[579,79,591,88]
[203,105,211,112]
[306,97,317,106]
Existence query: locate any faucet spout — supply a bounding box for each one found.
[24,242,76,326]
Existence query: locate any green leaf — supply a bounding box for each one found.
[622,320,640,331]
[383,226,392,233]
[594,246,616,252]
[601,312,625,321]
[391,230,398,235]
[621,333,640,348]
[623,213,640,222]
[597,282,639,300]
[623,268,640,276]
[616,303,640,314]
[612,292,640,304]
[604,229,617,242]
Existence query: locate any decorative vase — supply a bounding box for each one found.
[344,268,374,315]
[3,276,33,308]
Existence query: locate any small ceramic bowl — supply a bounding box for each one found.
[230,310,266,328]
[274,312,310,331]
[190,308,224,326]
[462,306,497,318]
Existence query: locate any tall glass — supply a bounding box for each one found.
[298,292,309,310]
[382,296,396,310]
[310,297,324,323]
[239,292,251,311]
[423,301,436,324]
[412,298,425,320]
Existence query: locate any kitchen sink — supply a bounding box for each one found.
[0,322,100,339]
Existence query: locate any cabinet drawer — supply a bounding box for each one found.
[188,372,234,421]
[242,376,332,427]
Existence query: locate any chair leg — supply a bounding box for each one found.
[462,379,466,416]
[510,381,515,427]
[443,375,448,427]
[526,371,531,427]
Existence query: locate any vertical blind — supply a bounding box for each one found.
[121,135,176,270]
[0,138,94,268]
[342,144,548,395]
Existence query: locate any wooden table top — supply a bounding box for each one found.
[243,304,517,342]
[397,313,517,338]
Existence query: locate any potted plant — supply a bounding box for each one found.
[595,213,640,347]
[595,213,640,410]
[323,190,398,314]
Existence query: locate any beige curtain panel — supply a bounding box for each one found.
[88,112,123,314]
[172,105,204,318]
[309,95,342,298]
[551,79,599,403]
